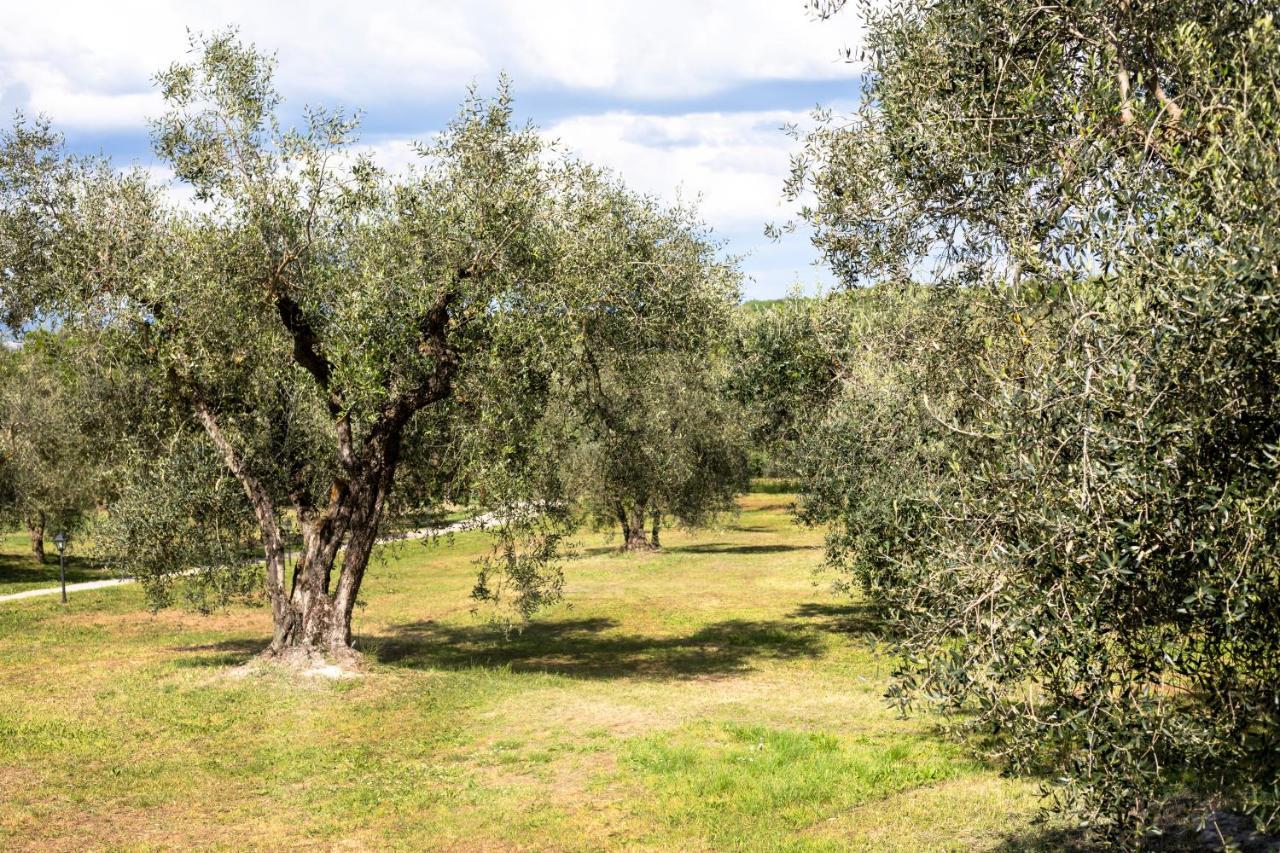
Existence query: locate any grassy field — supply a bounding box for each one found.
[0,531,116,594]
[0,492,1051,851]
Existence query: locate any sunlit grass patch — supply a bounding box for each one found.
[623,721,975,848]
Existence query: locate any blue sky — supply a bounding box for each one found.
[1,1,865,300]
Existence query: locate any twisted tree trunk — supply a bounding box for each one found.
[189,279,457,672]
[196,398,410,672]
[268,436,400,665]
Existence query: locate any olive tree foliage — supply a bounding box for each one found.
[548,175,748,550]
[0,31,719,665]
[727,293,862,478]
[0,121,97,557]
[0,335,95,560]
[0,118,79,335]
[555,351,749,551]
[790,0,1280,840]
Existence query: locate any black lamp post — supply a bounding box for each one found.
[53,531,69,604]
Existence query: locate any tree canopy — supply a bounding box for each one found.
[544,179,747,550]
[0,333,110,561]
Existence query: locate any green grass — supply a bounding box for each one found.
[0,493,1051,850]
[623,722,978,850]
[750,476,804,495]
[0,530,117,593]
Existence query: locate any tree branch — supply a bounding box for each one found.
[192,396,288,614]
[273,291,333,394]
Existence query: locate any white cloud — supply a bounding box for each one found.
[542,109,839,298]
[3,2,864,299]
[349,109,816,246]
[544,110,809,234]
[494,2,860,98]
[0,0,863,130]
[27,90,165,132]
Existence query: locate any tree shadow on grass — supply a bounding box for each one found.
[990,825,1096,852]
[787,602,883,636]
[578,545,626,557]
[744,501,796,513]
[574,539,814,558]
[0,551,113,589]
[169,638,265,668]
[994,810,1280,852]
[368,616,827,680]
[168,601,881,678]
[668,542,820,556]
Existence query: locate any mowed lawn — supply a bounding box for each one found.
[0,531,115,594]
[0,493,1048,851]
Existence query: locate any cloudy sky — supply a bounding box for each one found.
[1,1,864,299]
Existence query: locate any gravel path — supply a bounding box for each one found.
[0,513,493,605]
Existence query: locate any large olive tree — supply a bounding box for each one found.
[0,32,727,668]
[791,0,1280,840]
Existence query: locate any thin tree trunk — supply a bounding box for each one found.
[194,399,291,642]
[28,512,46,564]
[649,509,661,550]
[615,500,632,549]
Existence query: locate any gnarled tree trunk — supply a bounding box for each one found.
[617,499,657,552]
[197,398,408,671]
[267,438,400,666]
[190,283,457,673]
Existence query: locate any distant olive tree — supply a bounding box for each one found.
[0,118,75,336]
[727,293,861,478]
[790,0,1280,840]
[557,350,749,552]
[0,333,105,561]
[549,174,747,551]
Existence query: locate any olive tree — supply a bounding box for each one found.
[791,0,1280,839]
[546,175,747,551]
[0,119,94,553]
[0,333,104,561]
[0,32,728,668]
[0,118,76,336]
[556,350,749,552]
[727,293,863,478]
